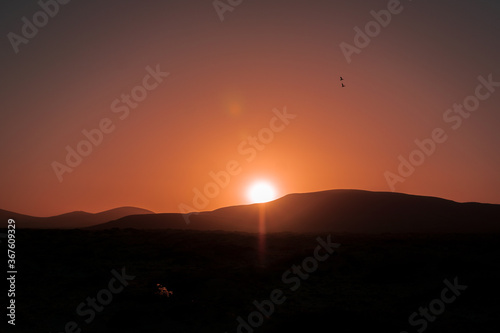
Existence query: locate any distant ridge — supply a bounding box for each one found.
[0,206,154,229]
[3,190,499,232]
[87,190,500,233]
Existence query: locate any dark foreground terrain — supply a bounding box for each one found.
[3,229,499,332]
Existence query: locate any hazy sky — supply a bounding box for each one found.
[1,0,499,216]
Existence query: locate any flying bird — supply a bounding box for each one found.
[341,83,345,87]
[340,76,344,81]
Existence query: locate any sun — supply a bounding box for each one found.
[247,181,277,204]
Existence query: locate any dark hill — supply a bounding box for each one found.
[89,190,500,233]
[0,206,154,229]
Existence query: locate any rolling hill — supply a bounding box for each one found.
[0,206,154,229]
[88,190,500,233]
[3,190,499,232]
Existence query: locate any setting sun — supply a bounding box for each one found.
[247,181,277,204]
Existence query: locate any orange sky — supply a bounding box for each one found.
[1,0,499,216]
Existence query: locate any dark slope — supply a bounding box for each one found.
[89,190,500,233]
[0,206,154,229]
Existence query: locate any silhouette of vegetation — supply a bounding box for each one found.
[4,228,499,332]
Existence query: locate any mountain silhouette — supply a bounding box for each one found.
[0,206,154,229]
[3,190,499,232]
[87,190,500,233]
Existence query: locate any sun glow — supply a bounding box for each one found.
[247,181,277,204]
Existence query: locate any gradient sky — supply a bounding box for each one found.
[1,0,499,216]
